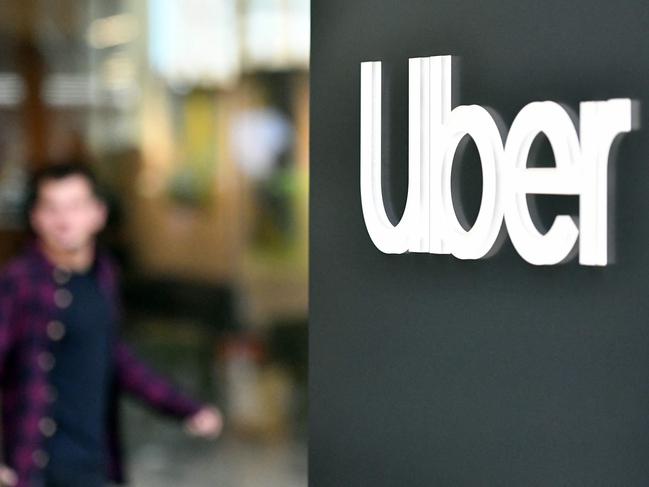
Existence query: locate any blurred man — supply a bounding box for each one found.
[0,163,223,487]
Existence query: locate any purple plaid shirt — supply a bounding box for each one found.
[0,241,204,486]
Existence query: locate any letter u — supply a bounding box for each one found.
[360,57,451,253]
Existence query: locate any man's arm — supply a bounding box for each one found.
[113,338,204,419]
[107,257,203,418]
[108,256,223,437]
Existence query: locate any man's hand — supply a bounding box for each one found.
[183,406,224,439]
[0,464,16,486]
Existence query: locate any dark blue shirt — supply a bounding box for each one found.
[43,263,115,485]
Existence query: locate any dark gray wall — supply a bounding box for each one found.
[310,1,649,486]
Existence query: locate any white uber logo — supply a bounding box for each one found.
[360,55,636,266]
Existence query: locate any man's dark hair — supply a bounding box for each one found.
[25,161,105,213]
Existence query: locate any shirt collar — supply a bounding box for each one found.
[25,238,107,283]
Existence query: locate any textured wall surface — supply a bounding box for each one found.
[310,1,649,485]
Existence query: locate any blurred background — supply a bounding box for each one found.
[0,0,309,485]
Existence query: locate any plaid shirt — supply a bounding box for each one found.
[0,241,204,486]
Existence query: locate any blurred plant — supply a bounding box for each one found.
[167,164,213,207]
[167,89,218,207]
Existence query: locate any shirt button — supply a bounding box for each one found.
[52,267,71,285]
[32,449,49,468]
[46,320,66,341]
[38,417,57,437]
[37,352,56,372]
[53,289,73,309]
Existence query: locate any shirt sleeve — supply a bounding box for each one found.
[114,338,204,419]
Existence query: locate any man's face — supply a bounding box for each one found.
[30,175,107,253]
